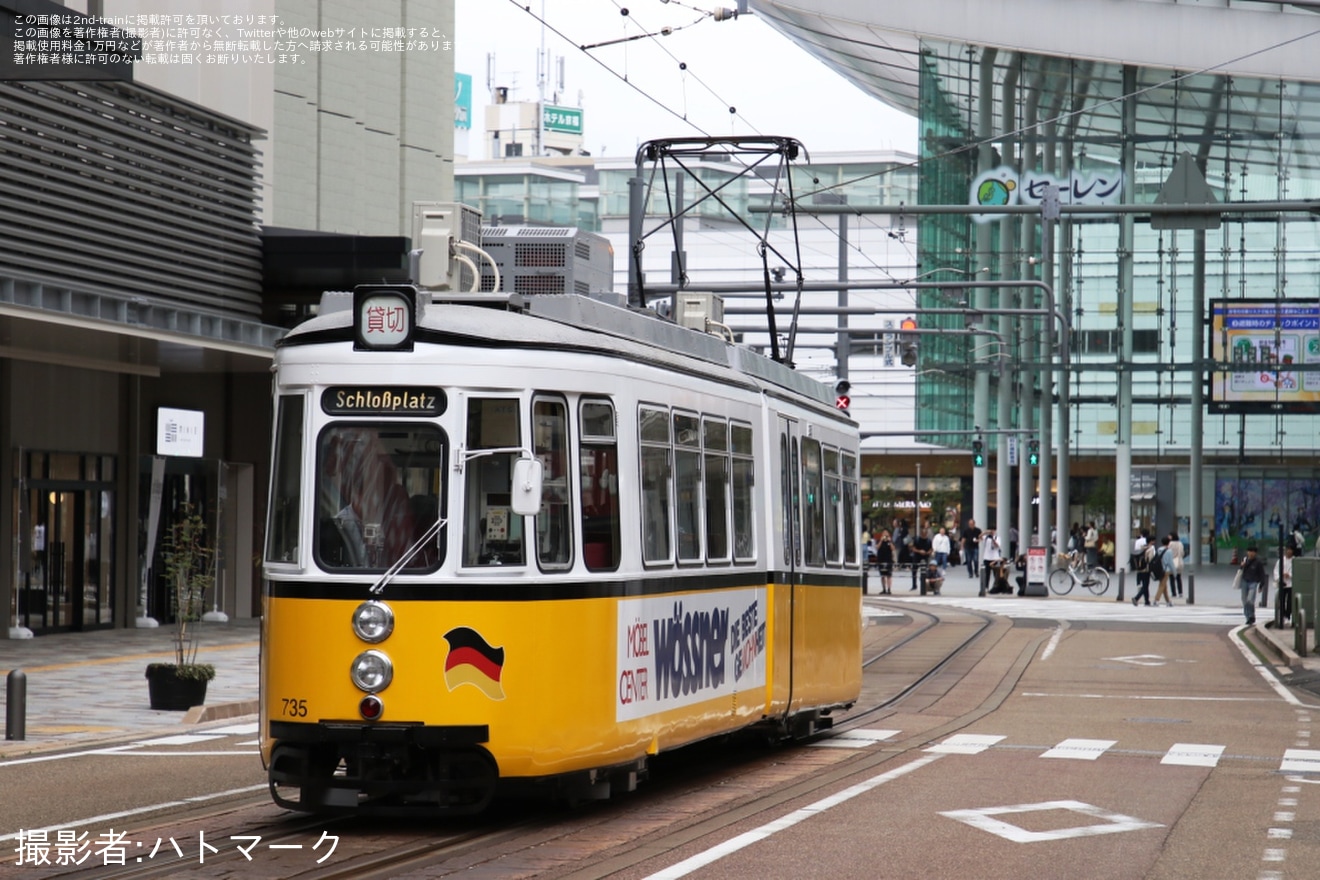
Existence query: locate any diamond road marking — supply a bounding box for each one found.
[1040,738,1115,760]
[1280,749,1320,773]
[926,734,1004,755]
[1161,743,1225,767]
[1107,654,1169,667]
[134,734,226,746]
[810,728,901,749]
[940,800,1163,843]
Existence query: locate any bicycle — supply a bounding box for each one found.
[1048,550,1111,596]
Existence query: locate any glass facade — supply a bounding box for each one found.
[912,42,1320,462]
[456,173,582,227]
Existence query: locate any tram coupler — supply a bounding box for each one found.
[6,669,25,741]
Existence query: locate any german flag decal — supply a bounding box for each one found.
[442,627,506,700]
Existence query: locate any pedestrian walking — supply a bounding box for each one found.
[1168,530,1185,598]
[1152,536,1174,606]
[963,518,982,578]
[1274,545,1295,623]
[875,530,895,595]
[1239,544,1267,626]
[932,527,951,573]
[1084,522,1099,568]
[1131,529,1152,606]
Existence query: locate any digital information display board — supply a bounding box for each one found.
[1209,299,1320,413]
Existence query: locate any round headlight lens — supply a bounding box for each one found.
[351,600,394,643]
[350,650,393,693]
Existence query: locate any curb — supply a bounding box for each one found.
[1252,623,1305,671]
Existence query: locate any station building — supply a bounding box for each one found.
[752,0,1320,563]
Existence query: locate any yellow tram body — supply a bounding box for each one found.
[260,288,862,814]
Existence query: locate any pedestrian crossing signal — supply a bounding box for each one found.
[972,439,985,467]
[1028,439,1040,467]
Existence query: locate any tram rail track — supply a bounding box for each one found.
[27,601,1037,880]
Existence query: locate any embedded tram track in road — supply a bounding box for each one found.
[29,603,1038,880]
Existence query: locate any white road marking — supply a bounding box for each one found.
[134,734,226,746]
[110,750,259,757]
[1263,848,1287,862]
[204,722,259,735]
[1230,625,1308,708]
[1023,692,1281,703]
[641,753,944,879]
[1040,738,1115,760]
[1161,743,1225,767]
[809,729,900,749]
[925,734,1005,755]
[940,800,1162,843]
[1268,828,1293,839]
[1107,654,1170,667]
[1279,749,1320,773]
[0,784,267,842]
[1040,624,1065,661]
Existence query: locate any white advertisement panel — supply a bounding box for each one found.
[616,588,767,723]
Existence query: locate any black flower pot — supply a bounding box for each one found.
[145,664,210,711]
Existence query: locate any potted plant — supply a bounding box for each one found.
[146,506,217,710]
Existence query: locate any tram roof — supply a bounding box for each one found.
[281,291,844,417]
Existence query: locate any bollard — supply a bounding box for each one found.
[1296,608,1308,658]
[1116,569,1125,602]
[1275,595,1284,630]
[6,669,25,741]
[1186,572,1195,605]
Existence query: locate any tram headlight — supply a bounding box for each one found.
[351,600,394,643]
[350,650,393,693]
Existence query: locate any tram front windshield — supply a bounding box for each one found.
[315,424,445,572]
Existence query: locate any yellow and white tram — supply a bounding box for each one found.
[260,286,863,814]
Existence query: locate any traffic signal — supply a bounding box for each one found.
[899,317,919,367]
[1027,439,1040,467]
[835,379,851,414]
[972,439,985,467]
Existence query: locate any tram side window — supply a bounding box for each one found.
[842,452,859,565]
[703,418,730,563]
[580,400,620,571]
[533,396,572,570]
[463,398,524,567]
[316,424,443,572]
[640,406,672,564]
[266,394,304,564]
[673,411,703,563]
[801,438,825,566]
[731,423,755,562]
[824,447,841,564]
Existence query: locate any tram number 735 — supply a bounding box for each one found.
[281,698,309,718]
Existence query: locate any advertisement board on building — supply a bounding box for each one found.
[1209,299,1320,413]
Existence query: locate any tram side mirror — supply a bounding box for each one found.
[511,457,544,517]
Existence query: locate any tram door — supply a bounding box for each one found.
[778,415,804,712]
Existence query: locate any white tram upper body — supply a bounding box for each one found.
[261,287,863,814]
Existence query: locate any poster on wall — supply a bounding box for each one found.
[1209,300,1320,413]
